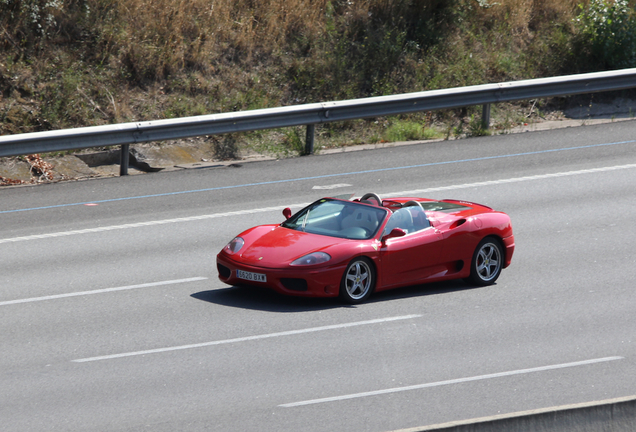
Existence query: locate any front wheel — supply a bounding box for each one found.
[467,237,503,286]
[340,257,375,304]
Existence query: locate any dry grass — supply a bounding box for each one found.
[472,0,582,34]
[94,0,331,77]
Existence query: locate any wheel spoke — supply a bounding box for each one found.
[347,280,357,294]
[352,263,361,276]
[484,247,494,260]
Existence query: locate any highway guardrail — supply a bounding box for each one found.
[2,68,636,175]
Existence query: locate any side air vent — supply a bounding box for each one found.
[450,219,466,229]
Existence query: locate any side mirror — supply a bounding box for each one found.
[282,207,292,220]
[382,228,406,242]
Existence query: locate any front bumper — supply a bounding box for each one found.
[216,253,345,297]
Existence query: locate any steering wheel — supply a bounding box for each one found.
[360,193,382,206]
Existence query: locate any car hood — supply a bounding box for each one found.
[238,226,345,267]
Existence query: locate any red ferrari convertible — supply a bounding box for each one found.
[217,193,515,304]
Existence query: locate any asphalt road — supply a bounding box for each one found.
[2,121,636,432]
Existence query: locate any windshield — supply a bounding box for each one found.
[282,199,387,240]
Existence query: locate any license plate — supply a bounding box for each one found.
[237,270,267,283]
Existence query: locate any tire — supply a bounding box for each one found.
[340,257,375,304]
[467,237,503,286]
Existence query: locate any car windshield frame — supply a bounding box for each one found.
[281,198,388,240]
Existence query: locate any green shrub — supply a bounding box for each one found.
[0,0,63,42]
[466,114,491,137]
[286,0,458,101]
[383,120,439,142]
[574,0,636,70]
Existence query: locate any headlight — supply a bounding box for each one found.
[290,252,331,266]
[223,237,244,255]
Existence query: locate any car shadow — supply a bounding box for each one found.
[191,286,342,312]
[191,279,484,312]
[369,279,483,303]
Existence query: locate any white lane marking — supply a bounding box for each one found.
[312,183,352,190]
[385,163,636,197]
[279,356,624,408]
[3,163,636,245]
[0,277,207,307]
[0,204,310,244]
[72,314,422,363]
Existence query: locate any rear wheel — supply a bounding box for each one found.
[467,237,503,286]
[340,257,375,304]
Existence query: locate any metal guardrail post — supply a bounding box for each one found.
[305,124,315,155]
[482,104,491,130]
[120,144,129,176]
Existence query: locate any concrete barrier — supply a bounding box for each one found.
[392,396,636,432]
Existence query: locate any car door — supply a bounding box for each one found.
[378,206,444,288]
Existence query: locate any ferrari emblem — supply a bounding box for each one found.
[259,257,263,260]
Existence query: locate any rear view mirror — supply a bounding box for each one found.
[382,228,406,242]
[282,207,292,220]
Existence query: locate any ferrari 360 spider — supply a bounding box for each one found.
[216,193,514,304]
